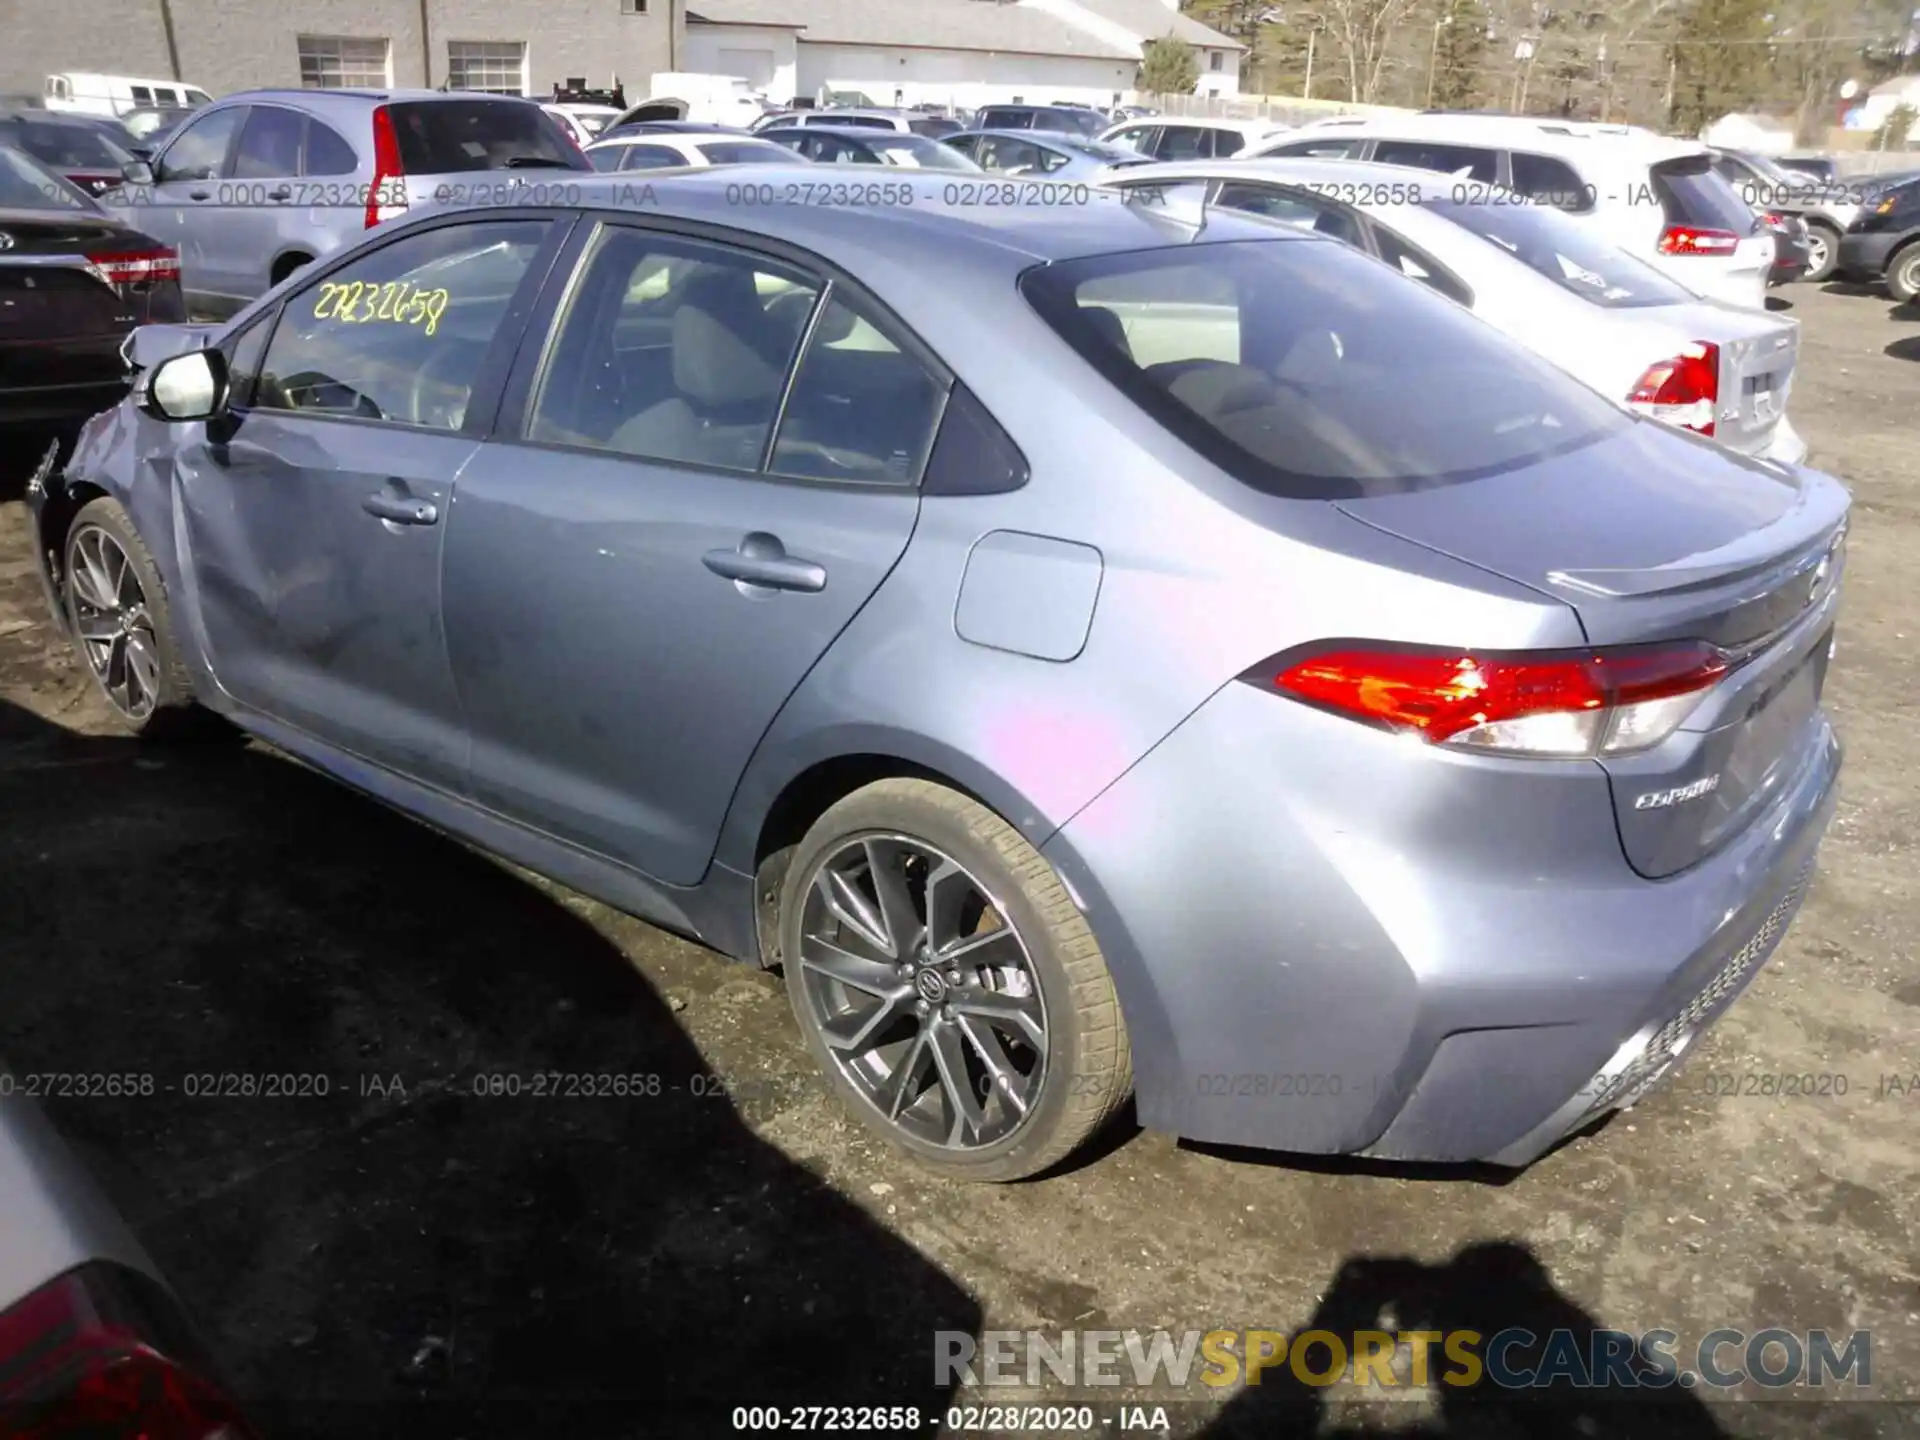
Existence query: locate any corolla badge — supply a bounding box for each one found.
[1635,775,1721,810]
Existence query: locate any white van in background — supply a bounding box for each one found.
[43,73,213,117]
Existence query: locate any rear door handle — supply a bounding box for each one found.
[362,492,439,526]
[188,189,211,201]
[703,533,826,593]
[267,186,292,201]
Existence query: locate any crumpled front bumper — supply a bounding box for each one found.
[23,439,72,640]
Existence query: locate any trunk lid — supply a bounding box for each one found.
[1337,423,1849,877]
[0,211,139,356]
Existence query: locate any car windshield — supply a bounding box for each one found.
[387,99,585,173]
[2,117,131,170]
[1424,195,1696,309]
[1021,237,1626,500]
[866,134,976,170]
[0,146,93,209]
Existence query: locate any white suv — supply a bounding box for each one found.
[1254,114,1774,310]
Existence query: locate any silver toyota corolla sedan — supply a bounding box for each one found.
[26,170,1847,1182]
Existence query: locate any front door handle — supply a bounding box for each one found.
[266,186,292,201]
[703,533,826,593]
[188,189,211,201]
[362,492,438,526]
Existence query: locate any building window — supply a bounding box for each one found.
[1209,51,1224,71]
[447,41,528,96]
[621,0,648,12]
[298,36,391,89]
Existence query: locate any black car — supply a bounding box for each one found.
[0,147,186,431]
[1838,174,1920,301]
[0,109,138,198]
[1761,209,1812,285]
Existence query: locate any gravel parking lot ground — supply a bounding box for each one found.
[0,283,1916,1440]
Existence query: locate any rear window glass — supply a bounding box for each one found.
[867,135,974,170]
[4,118,131,171]
[387,100,584,174]
[1425,195,1695,309]
[1651,158,1757,235]
[0,148,91,209]
[1020,238,1624,500]
[696,141,791,165]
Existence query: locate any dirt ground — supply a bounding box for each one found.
[1,284,1916,1440]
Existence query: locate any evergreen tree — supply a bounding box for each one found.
[1141,36,1203,94]
[1666,0,1774,136]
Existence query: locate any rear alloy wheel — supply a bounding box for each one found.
[62,497,212,738]
[1888,244,1920,304]
[780,778,1132,1182]
[1802,222,1840,284]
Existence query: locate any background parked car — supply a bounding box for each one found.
[0,1069,257,1437]
[1254,115,1774,310]
[1709,146,1858,282]
[105,88,589,318]
[1773,155,1841,184]
[1762,209,1813,286]
[587,131,801,171]
[0,107,139,197]
[759,126,979,170]
[1099,115,1290,159]
[0,147,184,432]
[753,107,960,138]
[1838,173,1920,301]
[943,129,1153,180]
[1099,157,1807,464]
[973,104,1109,138]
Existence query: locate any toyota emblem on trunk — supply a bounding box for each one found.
[0,232,14,251]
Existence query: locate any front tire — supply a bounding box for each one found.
[780,778,1133,1182]
[62,497,213,738]
[1802,221,1840,283]
[1887,243,1920,304]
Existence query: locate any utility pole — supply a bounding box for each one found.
[1303,28,1315,98]
[1663,51,1677,117]
[1426,15,1450,108]
[157,0,182,81]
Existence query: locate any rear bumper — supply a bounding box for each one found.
[1764,415,1809,465]
[1042,681,1842,1168]
[1837,230,1902,280]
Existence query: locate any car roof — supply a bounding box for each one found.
[215,87,543,109]
[423,164,1313,269]
[769,124,932,140]
[1104,155,1528,214]
[1269,111,1706,162]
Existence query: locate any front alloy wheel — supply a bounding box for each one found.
[66,523,162,722]
[780,779,1133,1181]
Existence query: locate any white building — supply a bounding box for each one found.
[682,0,1243,110]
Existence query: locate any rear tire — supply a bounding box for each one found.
[779,778,1133,1182]
[1802,221,1840,284]
[62,497,223,740]
[1888,243,1920,304]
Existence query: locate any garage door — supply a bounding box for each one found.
[719,48,776,88]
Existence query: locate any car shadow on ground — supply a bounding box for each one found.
[1886,336,1920,362]
[0,696,981,1438]
[1196,1240,1733,1440]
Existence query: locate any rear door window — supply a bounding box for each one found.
[1208,128,1248,158]
[1651,156,1758,235]
[1020,237,1623,499]
[619,143,684,171]
[1508,151,1593,212]
[1369,228,1472,306]
[697,141,792,166]
[1372,139,1498,182]
[1156,126,1211,160]
[386,99,584,174]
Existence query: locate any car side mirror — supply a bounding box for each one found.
[121,158,154,184]
[140,348,230,422]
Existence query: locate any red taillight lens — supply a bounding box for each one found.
[1259,641,1729,757]
[1657,223,1741,255]
[366,104,408,229]
[1628,340,1718,436]
[85,248,181,287]
[0,1263,256,1440]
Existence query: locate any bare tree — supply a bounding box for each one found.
[1292,0,1431,102]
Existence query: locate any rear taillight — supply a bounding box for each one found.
[366,104,408,229]
[85,248,181,288]
[1628,340,1719,436]
[1657,223,1741,255]
[0,1263,256,1440]
[1760,210,1788,232]
[1255,640,1730,757]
